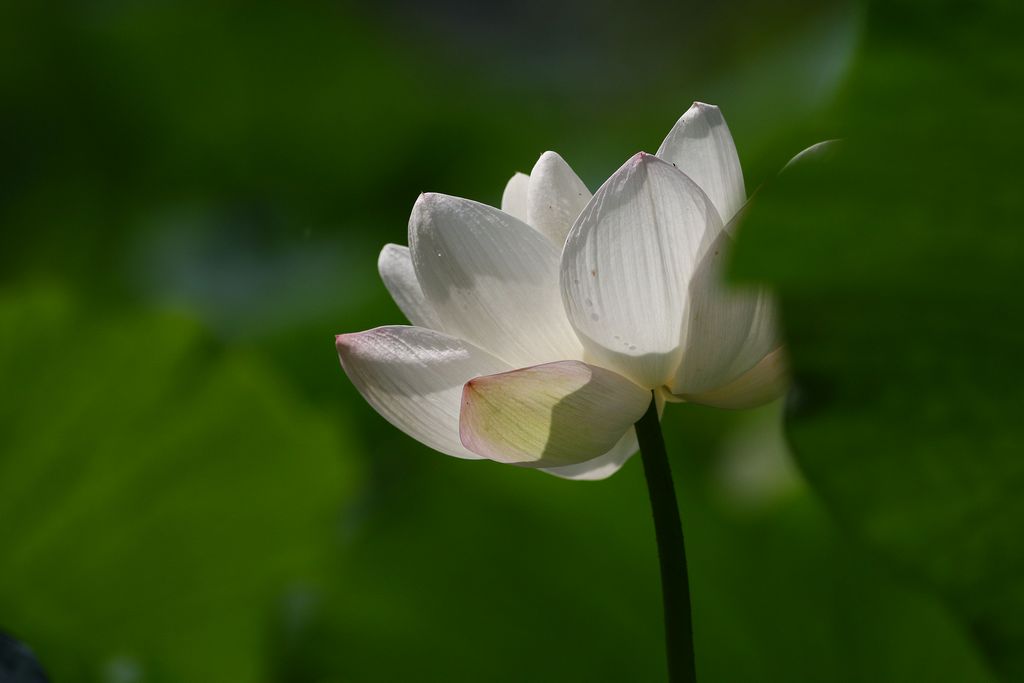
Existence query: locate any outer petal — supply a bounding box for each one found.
[337,326,511,459]
[527,151,592,247]
[560,153,723,389]
[541,430,638,480]
[668,220,782,397]
[681,347,787,409]
[410,193,583,368]
[656,102,746,223]
[459,361,650,468]
[377,244,443,330]
[783,139,840,171]
[501,172,530,222]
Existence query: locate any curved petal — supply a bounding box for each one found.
[459,361,650,468]
[783,139,841,172]
[560,153,723,389]
[668,222,783,397]
[377,244,443,330]
[527,151,592,247]
[679,347,787,409]
[656,102,745,223]
[501,172,530,222]
[541,390,665,480]
[541,430,638,480]
[410,192,583,368]
[337,326,511,459]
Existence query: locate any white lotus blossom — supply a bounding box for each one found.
[337,102,786,480]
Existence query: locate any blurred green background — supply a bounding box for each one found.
[2,0,1021,681]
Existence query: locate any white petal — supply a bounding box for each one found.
[680,347,787,409]
[459,361,650,467]
[656,102,746,223]
[560,153,723,389]
[526,151,592,247]
[668,222,783,397]
[500,172,530,222]
[377,244,442,330]
[410,193,583,368]
[336,326,510,459]
[541,380,668,480]
[541,430,638,480]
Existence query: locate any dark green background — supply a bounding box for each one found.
[1,0,1020,681]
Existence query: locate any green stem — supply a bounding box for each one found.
[636,392,696,683]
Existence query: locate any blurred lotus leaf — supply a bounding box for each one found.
[731,0,1024,679]
[0,289,357,682]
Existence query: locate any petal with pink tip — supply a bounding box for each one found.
[459,360,650,467]
[560,153,724,389]
[337,326,511,459]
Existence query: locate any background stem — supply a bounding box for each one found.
[636,392,697,683]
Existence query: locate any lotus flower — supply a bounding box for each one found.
[337,102,784,480]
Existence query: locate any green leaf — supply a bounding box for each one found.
[0,288,359,682]
[731,0,1024,678]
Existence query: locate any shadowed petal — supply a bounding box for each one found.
[678,347,787,409]
[560,153,723,388]
[410,192,583,367]
[501,172,530,222]
[377,244,443,330]
[527,151,592,247]
[337,326,511,459]
[541,389,667,479]
[656,102,746,223]
[668,217,782,397]
[783,139,841,171]
[540,430,638,480]
[459,360,650,467]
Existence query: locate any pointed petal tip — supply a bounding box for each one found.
[413,191,448,209]
[335,331,358,351]
[410,192,451,227]
[625,150,677,174]
[336,327,398,354]
[412,191,466,216]
[462,360,589,396]
[629,150,654,166]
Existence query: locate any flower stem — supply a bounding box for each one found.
[636,392,696,683]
